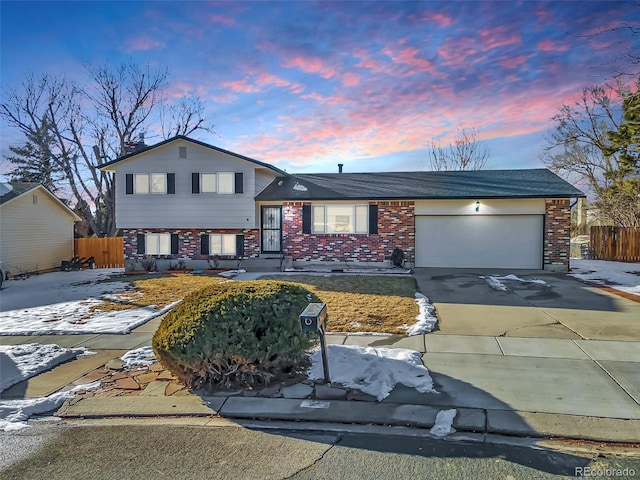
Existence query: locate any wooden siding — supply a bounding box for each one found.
[113,139,278,229]
[0,188,76,275]
[74,237,124,268]
[590,226,640,263]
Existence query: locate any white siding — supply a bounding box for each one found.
[0,188,77,275]
[114,140,278,229]
[415,199,545,216]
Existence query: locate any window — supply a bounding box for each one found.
[312,205,369,234]
[134,174,149,194]
[201,173,217,193]
[211,234,237,255]
[127,173,174,195]
[150,174,166,193]
[146,233,171,255]
[218,173,234,194]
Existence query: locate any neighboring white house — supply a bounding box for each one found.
[0,182,81,277]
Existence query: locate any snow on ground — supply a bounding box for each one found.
[0,382,100,432]
[0,343,100,431]
[480,274,547,292]
[0,344,91,392]
[0,268,179,335]
[120,346,156,368]
[308,344,436,401]
[570,259,640,296]
[430,409,457,437]
[404,293,438,335]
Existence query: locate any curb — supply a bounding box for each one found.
[57,394,640,444]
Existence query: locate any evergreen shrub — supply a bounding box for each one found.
[152,280,319,389]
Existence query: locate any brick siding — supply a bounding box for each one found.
[123,228,260,263]
[282,201,415,263]
[544,199,571,271]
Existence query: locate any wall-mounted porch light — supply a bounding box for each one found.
[475,200,480,212]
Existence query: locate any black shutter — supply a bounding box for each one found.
[200,234,209,255]
[192,173,200,194]
[302,205,311,234]
[137,233,145,254]
[171,234,179,254]
[236,234,245,256]
[126,174,133,194]
[368,204,378,234]
[167,173,175,194]
[234,172,244,194]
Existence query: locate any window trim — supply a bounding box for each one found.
[146,233,171,255]
[210,233,237,256]
[311,204,369,234]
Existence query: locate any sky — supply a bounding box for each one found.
[1,1,638,175]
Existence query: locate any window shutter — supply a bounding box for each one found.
[137,233,145,254]
[302,205,311,234]
[171,234,179,255]
[126,174,133,195]
[234,172,244,194]
[200,234,209,255]
[167,173,175,194]
[191,173,200,194]
[236,234,245,256]
[368,204,378,234]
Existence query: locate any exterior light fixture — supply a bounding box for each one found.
[475,200,480,212]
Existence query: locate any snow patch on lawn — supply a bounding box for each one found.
[570,259,640,296]
[308,344,435,401]
[404,293,438,335]
[0,382,100,432]
[0,344,91,393]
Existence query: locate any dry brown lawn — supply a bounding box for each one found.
[260,274,419,334]
[93,272,419,335]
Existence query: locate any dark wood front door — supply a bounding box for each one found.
[261,206,282,253]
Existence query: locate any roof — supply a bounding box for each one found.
[255,169,586,201]
[0,181,81,220]
[100,135,288,176]
[0,181,40,205]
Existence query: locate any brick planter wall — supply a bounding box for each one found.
[282,201,415,264]
[122,228,260,268]
[544,199,571,271]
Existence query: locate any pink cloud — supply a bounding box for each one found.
[537,40,570,52]
[341,72,360,86]
[499,55,528,69]
[422,12,455,28]
[124,35,165,52]
[382,46,437,76]
[282,56,337,79]
[437,37,479,66]
[478,26,521,50]
[221,78,260,93]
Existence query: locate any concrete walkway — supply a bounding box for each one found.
[3,326,640,443]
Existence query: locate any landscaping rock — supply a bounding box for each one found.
[259,385,282,397]
[281,383,314,399]
[314,384,348,400]
[105,359,126,371]
[115,377,141,390]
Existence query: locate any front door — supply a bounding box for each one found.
[261,206,282,253]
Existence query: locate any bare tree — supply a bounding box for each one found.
[1,64,214,237]
[427,128,489,171]
[543,78,640,227]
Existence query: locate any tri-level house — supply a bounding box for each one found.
[101,136,585,272]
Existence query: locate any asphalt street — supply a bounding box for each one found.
[1,420,639,480]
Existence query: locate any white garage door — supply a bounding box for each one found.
[415,215,543,268]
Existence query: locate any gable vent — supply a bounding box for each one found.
[179,147,187,159]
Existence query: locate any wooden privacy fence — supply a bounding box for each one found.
[74,237,124,268]
[590,226,640,263]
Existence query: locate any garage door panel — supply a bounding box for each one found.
[416,215,543,269]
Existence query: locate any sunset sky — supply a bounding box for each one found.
[1,1,638,174]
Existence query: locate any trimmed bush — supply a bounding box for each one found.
[152,280,319,390]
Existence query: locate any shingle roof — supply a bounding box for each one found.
[100,135,288,176]
[255,169,585,201]
[0,181,40,205]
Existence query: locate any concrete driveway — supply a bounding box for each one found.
[413,268,640,341]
